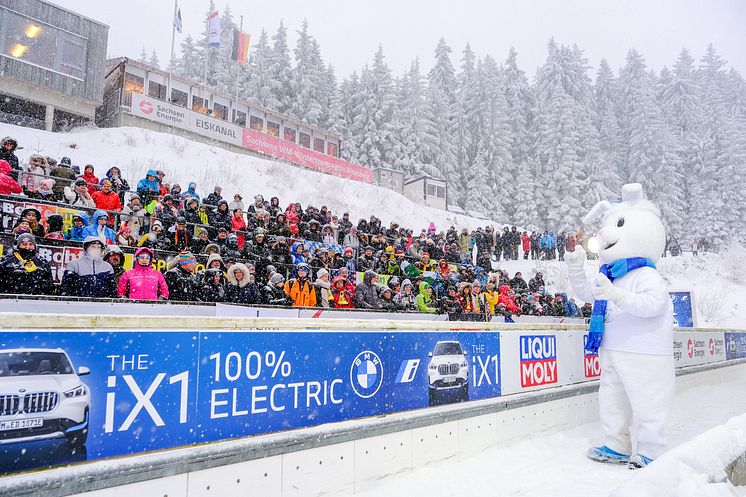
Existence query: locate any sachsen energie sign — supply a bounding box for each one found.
[129,93,373,183]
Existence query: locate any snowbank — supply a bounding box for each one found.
[6,124,497,233]
[611,412,746,497]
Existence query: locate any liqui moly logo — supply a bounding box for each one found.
[519,335,558,388]
[583,335,601,378]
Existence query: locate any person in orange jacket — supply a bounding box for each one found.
[284,262,317,307]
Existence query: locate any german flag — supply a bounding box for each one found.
[232,29,251,65]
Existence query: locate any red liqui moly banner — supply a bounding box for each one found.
[241,128,373,183]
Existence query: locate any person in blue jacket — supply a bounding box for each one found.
[81,210,116,244]
[65,212,90,242]
[136,169,160,202]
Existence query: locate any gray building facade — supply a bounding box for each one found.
[0,0,108,130]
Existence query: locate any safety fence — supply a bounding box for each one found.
[0,313,741,478]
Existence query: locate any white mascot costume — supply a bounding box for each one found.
[565,183,674,469]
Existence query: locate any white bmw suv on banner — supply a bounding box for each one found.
[0,348,90,448]
[427,340,469,404]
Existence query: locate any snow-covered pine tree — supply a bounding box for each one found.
[425,38,458,185]
[503,47,537,219]
[696,45,735,246]
[616,49,685,236]
[391,59,437,177]
[513,156,539,229]
[268,21,294,115]
[463,148,492,215]
[659,48,701,244]
[245,29,281,110]
[138,47,148,63]
[290,20,325,125]
[453,44,477,206]
[479,55,513,223]
[593,58,623,197]
[149,50,160,69]
[338,71,363,163]
[173,35,201,79]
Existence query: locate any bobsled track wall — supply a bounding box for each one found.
[0,314,744,497]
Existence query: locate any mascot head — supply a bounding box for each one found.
[583,183,665,265]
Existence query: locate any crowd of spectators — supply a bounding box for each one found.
[0,135,590,320]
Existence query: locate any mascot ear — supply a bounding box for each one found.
[582,200,612,225]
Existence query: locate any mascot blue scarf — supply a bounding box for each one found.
[586,257,656,354]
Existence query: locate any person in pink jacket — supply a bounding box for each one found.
[117,247,169,300]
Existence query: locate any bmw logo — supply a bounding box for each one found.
[350,351,384,399]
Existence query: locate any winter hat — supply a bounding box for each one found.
[343,247,353,256]
[39,179,55,195]
[74,178,87,186]
[177,251,197,266]
[270,273,285,285]
[317,268,329,279]
[15,233,36,246]
[60,157,72,166]
[83,236,104,250]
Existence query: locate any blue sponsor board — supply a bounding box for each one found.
[670,291,694,328]
[0,330,500,474]
[725,332,746,360]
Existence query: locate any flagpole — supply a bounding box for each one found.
[234,15,243,116]
[168,0,177,101]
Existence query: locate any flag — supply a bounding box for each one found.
[207,11,220,48]
[173,2,182,33]
[232,29,251,65]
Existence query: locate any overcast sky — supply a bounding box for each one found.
[54,0,746,80]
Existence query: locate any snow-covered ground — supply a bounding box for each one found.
[6,123,496,233]
[360,371,746,497]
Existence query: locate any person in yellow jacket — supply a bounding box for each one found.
[284,262,317,307]
[482,279,500,314]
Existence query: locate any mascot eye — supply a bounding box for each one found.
[617,217,625,227]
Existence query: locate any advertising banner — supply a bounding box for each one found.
[725,332,746,360]
[672,331,726,367]
[1,197,91,233]
[241,128,373,183]
[0,329,499,474]
[128,93,373,184]
[130,92,243,147]
[670,291,695,328]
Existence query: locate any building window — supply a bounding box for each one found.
[299,132,311,148]
[124,73,144,95]
[249,115,263,132]
[284,127,296,143]
[0,7,89,80]
[426,183,437,197]
[213,102,228,120]
[267,120,280,137]
[147,81,167,100]
[313,138,325,153]
[171,88,188,107]
[436,186,446,198]
[327,142,338,157]
[192,96,208,114]
[233,109,247,126]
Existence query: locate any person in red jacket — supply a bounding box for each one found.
[521,231,531,260]
[81,164,99,194]
[498,284,521,315]
[92,179,122,211]
[0,159,22,195]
